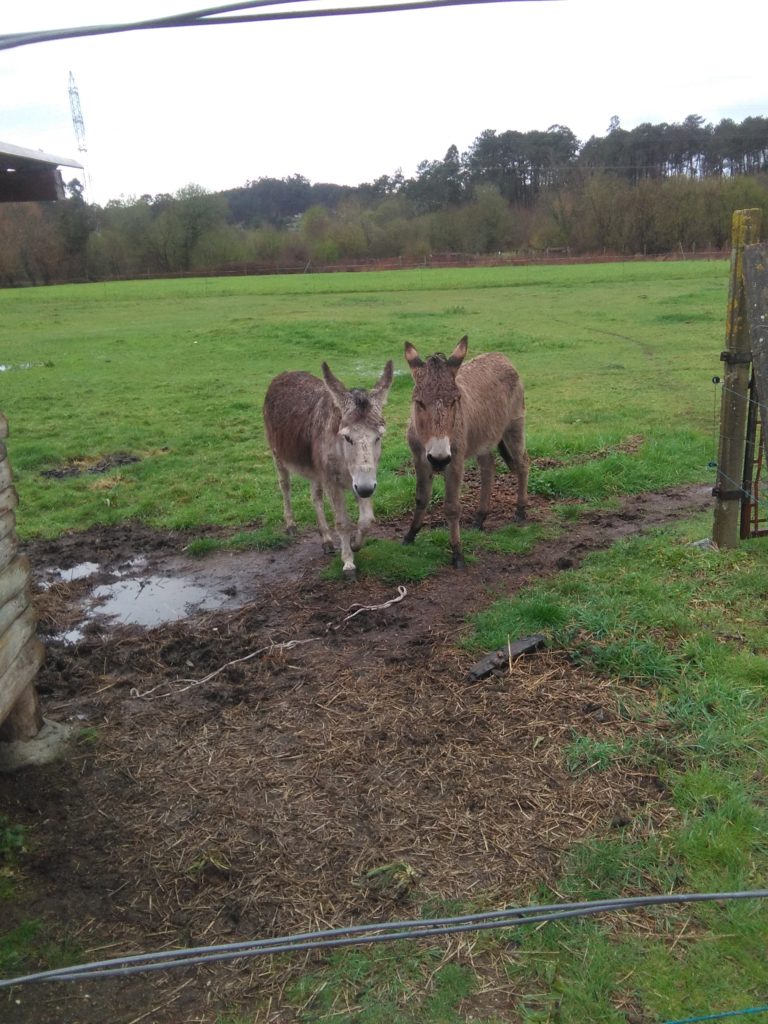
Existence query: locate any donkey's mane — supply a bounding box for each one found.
[348,388,371,412]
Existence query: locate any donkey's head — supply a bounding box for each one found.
[404,336,467,472]
[321,360,394,498]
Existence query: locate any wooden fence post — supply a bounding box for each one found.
[0,413,44,743]
[712,209,763,549]
[743,243,768,467]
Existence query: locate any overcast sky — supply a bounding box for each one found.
[2,1,766,206]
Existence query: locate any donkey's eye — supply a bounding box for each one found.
[415,399,426,410]
[344,434,354,445]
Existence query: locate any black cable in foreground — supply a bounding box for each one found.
[1,889,766,988]
[0,0,553,51]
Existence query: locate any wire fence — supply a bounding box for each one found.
[711,372,768,537]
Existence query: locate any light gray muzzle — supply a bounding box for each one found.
[353,476,377,498]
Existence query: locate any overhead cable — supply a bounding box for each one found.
[0,0,551,51]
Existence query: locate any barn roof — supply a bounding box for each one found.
[0,140,83,202]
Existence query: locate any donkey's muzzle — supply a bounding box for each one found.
[427,453,451,472]
[354,481,377,498]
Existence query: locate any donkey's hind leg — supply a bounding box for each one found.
[311,480,335,554]
[474,452,495,530]
[272,453,297,536]
[499,417,529,522]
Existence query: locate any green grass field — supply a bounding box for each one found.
[4,260,768,1023]
[0,260,726,540]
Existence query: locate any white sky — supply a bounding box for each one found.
[1,0,766,206]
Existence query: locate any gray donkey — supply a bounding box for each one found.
[403,336,529,569]
[263,360,393,579]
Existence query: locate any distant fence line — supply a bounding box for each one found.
[5,249,730,288]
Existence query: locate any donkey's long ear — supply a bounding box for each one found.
[404,342,424,378]
[371,360,394,408]
[322,362,348,408]
[447,336,468,371]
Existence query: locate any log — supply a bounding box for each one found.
[0,604,37,680]
[0,587,29,640]
[0,634,44,727]
[0,486,18,516]
[0,531,18,574]
[0,555,31,608]
[0,509,16,543]
[0,682,43,742]
[0,457,11,493]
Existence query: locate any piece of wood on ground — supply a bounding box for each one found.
[466,634,547,682]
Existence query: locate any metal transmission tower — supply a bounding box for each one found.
[67,71,90,197]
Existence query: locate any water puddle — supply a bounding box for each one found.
[42,553,241,642]
[88,574,233,628]
[0,361,51,372]
[57,562,102,583]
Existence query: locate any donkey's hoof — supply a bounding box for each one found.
[322,541,336,555]
[342,566,357,581]
[402,531,416,546]
[513,508,527,524]
[286,525,298,537]
[451,552,466,571]
[473,514,487,531]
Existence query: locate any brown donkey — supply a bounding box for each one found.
[403,336,529,569]
[263,360,393,579]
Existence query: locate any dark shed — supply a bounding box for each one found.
[0,140,83,202]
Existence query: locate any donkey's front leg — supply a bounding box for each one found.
[403,447,434,545]
[327,485,357,579]
[444,461,466,569]
[352,496,374,552]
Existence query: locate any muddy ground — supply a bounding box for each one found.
[1,480,713,1024]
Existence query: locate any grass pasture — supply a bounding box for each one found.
[4,259,768,1024]
[0,259,726,541]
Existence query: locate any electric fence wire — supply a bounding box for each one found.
[0,0,550,51]
[1,890,767,988]
[663,1007,768,1024]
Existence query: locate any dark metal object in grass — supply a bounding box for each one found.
[466,634,546,682]
[41,452,140,479]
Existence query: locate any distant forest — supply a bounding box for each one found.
[2,114,768,286]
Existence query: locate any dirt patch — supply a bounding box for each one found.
[40,452,143,479]
[1,483,712,1023]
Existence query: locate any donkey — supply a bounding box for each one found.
[263,360,393,579]
[403,335,529,569]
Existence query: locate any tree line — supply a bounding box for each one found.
[1,114,767,286]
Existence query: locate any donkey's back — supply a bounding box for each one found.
[263,371,332,478]
[456,352,525,457]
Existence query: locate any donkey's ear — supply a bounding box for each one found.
[447,336,468,370]
[322,362,348,408]
[371,360,394,407]
[404,342,424,375]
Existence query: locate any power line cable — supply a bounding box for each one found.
[0,0,550,51]
[1,889,766,988]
